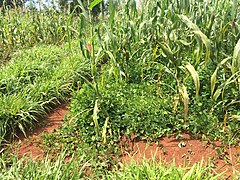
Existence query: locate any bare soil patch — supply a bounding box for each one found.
[120,133,240,178]
[12,102,70,160]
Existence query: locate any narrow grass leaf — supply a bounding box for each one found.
[211,67,218,96]
[213,88,222,101]
[231,115,240,121]
[109,0,116,29]
[178,14,200,30]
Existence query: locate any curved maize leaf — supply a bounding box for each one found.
[178,14,211,64]
[179,84,189,122]
[186,63,200,100]
[211,57,232,96]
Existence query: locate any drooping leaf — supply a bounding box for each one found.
[18,123,26,137]
[158,43,175,63]
[186,63,200,100]
[178,14,211,64]
[193,30,211,63]
[211,57,231,96]
[179,84,189,122]
[178,14,200,30]
[222,71,240,99]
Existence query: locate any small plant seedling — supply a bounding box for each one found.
[178,141,186,148]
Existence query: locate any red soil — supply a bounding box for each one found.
[12,102,70,160]
[11,102,240,178]
[120,134,240,178]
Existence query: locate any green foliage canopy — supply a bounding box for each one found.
[58,0,103,16]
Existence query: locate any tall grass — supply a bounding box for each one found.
[0,150,88,179]
[107,158,225,180]
[0,42,88,145]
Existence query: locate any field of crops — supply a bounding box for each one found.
[0,0,240,179]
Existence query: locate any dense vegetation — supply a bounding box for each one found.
[0,0,240,179]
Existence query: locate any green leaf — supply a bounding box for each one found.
[231,115,240,121]
[213,88,221,101]
[178,14,211,64]
[232,38,240,91]
[192,30,211,63]
[211,57,231,96]
[158,43,175,63]
[109,0,116,29]
[178,14,200,31]
[186,63,200,100]
[88,0,103,11]
[232,38,240,74]
[211,68,218,96]
[18,123,26,137]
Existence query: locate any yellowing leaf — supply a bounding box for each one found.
[102,117,109,144]
[231,115,240,121]
[186,63,200,100]
[179,84,189,122]
[93,100,99,135]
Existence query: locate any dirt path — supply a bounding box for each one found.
[12,102,70,160]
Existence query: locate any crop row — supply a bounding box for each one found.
[0,7,79,63]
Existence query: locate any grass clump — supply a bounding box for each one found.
[0,148,227,180]
[0,150,88,180]
[0,42,88,145]
[107,158,224,180]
